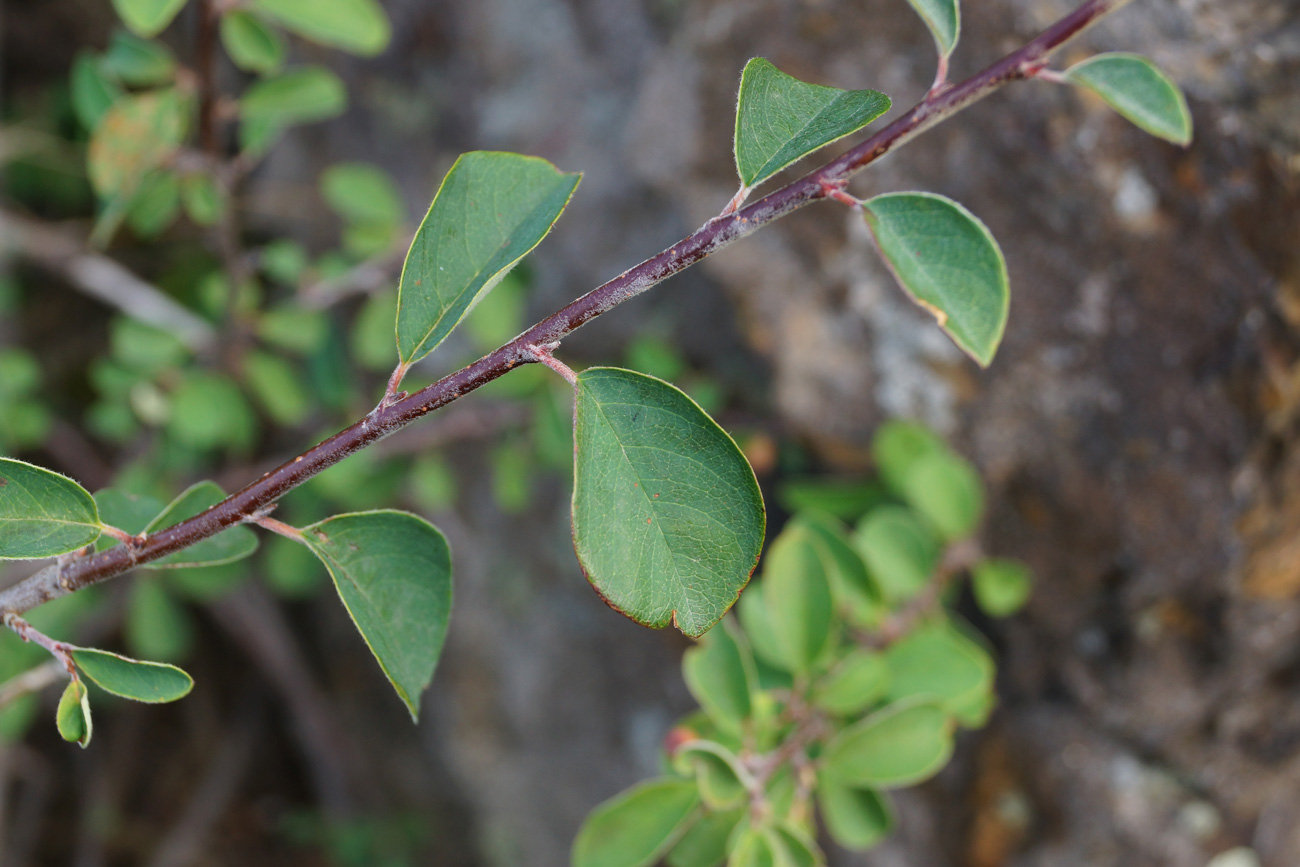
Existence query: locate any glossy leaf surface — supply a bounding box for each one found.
[862,192,1009,366]
[396,152,580,364]
[70,648,193,703]
[572,778,700,867]
[572,368,765,637]
[1064,53,1192,145]
[821,701,954,788]
[0,459,101,559]
[734,58,890,188]
[302,510,452,720]
[251,0,390,55]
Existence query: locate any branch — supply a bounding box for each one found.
[0,0,1133,618]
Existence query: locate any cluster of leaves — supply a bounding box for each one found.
[571,422,1032,867]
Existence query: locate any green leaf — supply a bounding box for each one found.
[735,584,789,673]
[301,510,452,720]
[776,478,888,522]
[0,458,101,559]
[816,780,892,851]
[972,558,1032,617]
[728,828,777,867]
[220,10,286,75]
[573,778,700,867]
[666,807,744,867]
[351,288,400,371]
[861,192,1009,367]
[884,623,993,721]
[812,649,889,716]
[242,350,312,427]
[126,170,181,238]
[853,506,939,603]
[69,648,193,702]
[111,0,187,37]
[761,527,832,673]
[463,270,527,352]
[734,58,891,189]
[904,0,959,58]
[56,679,93,748]
[239,67,346,150]
[396,152,580,365]
[71,53,123,130]
[821,700,954,788]
[322,162,403,228]
[673,742,747,810]
[794,512,883,626]
[166,372,259,452]
[1063,53,1192,146]
[871,420,946,495]
[571,368,765,637]
[682,619,755,735]
[101,30,177,86]
[895,450,984,541]
[770,825,822,867]
[88,90,186,201]
[256,306,329,356]
[251,0,391,56]
[181,172,225,226]
[92,488,162,551]
[143,480,259,568]
[125,578,194,660]
[110,316,190,375]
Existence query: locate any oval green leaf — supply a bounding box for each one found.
[678,744,746,810]
[251,0,390,56]
[573,777,701,867]
[821,700,954,788]
[143,480,259,568]
[884,623,993,721]
[220,10,286,75]
[734,58,891,188]
[862,192,1009,367]
[301,510,452,721]
[812,649,889,716]
[666,807,743,867]
[761,527,832,673]
[794,511,883,626]
[972,558,1032,617]
[896,450,984,541]
[69,647,194,703]
[101,31,177,87]
[572,368,765,637]
[111,0,187,37]
[728,828,778,867]
[396,152,580,365]
[322,162,403,228]
[735,584,789,674]
[92,488,163,551]
[71,53,124,131]
[0,458,101,559]
[853,506,938,603]
[904,0,959,58]
[682,619,756,735]
[56,678,93,748]
[871,420,946,495]
[816,779,892,851]
[88,89,186,201]
[1063,53,1192,146]
[240,66,346,128]
[771,824,821,867]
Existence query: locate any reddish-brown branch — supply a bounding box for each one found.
[0,0,1134,617]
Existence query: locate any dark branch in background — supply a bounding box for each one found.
[0,0,1134,617]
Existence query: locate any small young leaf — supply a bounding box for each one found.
[88,90,186,201]
[239,67,346,150]
[241,350,312,427]
[143,480,259,568]
[794,512,883,625]
[885,624,992,723]
[181,172,225,226]
[666,807,744,867]
[972,559,1032,617]
[904,0,959,58]
[770,824,822,867]
[572,778,700,867]
[69,648,193,703]
[301,510,452,721]
[816,780,892,851]
[734,58,891,188]
[219,10,286,75]
[676,744,746,810]
[126,170,181,238]
[571,368,765,637]
[853,506,939,603]
[321,162,404,228]
[812,649,889,716]
[56,679,93,748]
[895,450,984,541]
[761,527,832,673]
[682,619,756,735]
[101,30,177,86]
[735,584,790,673]
[1063,53,1192,146]
[111,0,187,38]
[251,0,391,56]
[166,373,259,452]
[861,192,1009,367]
[821,700,954,788]
[871,420,946,495]
[396,152,580,365]
[71,53,123,130]
[0,458,101,559]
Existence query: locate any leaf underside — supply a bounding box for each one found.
[1064,53,1192,146]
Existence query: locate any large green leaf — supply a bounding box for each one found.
[220,10,286,75]
[251,0,390,56]
[56,679,93,748]
[70,648,193,703]
[821,700,954,788]
[396,152,580,365]
[88,90,186,201]
[111,0,187,37]
[1064,53,1192,146]
[301,510,452,720]
[862,192,1009,366]
[794,511,882,626]
[143,481,259,568]
[682,619,755,735]
[761,527,832,673]
[573,778,700,867]
[816,780,892,851]
[571,368,765,637]
[734,58,891,188]
[904,0,959,58]
[0,458,101,558]
[92,488,163,551]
